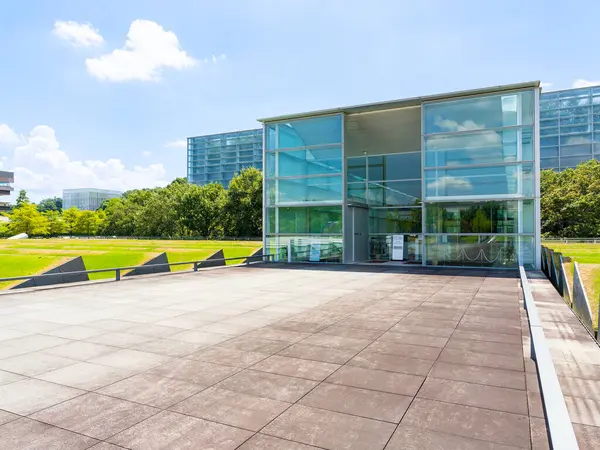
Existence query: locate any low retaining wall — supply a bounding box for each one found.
[12,256,88,289]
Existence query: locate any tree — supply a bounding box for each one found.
[7,203,49,236]
[224,167,262,237]
[44,210,66,235]
[74,210,102,235]
[179,183,226,237]
[37,197,63,213]
[541,159,600,237]
[62,207,82,236]
[15,190,29,208]
[102,198,137,236]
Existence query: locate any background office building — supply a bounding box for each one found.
[262,82,540,269]
[0,171,14,212]
[540,85,600,170]
[63,188,122,211]
[187,129,263,186]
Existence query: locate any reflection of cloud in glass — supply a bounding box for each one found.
[434,116,485,132]
[564,136,591,145]
[426,130,502,152]
[427,176,473,192]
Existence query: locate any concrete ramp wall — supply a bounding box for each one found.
[198,249,225,268]
[243,247,263,264]
[12,256,88,289]
[125,252,170,277]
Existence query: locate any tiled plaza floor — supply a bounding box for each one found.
[0,264,546,449]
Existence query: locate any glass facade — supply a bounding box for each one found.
[262,83,540,270]
[540,85,600,170]
[264,115,343,262]
[423,90,536,268]
[187,129,263,186]
[62,189,122,211]
[0,170,14,197]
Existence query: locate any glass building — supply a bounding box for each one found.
[0,170,14,197]
[187,129,263,186]
[63,188,122,211]
[261,82,541,269]
[540,85,600,171]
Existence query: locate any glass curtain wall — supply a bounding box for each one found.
[539,86,600,170]
[423,90,537,268]
[346,153,422,261]
[264,115,344,262]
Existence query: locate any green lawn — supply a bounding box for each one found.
[0,239,262,288]
[543,241,600,329]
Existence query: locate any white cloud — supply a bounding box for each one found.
[53,20,104,48]
[164,139,187,149]
[85,20,196,82]
[141,151,152,157]
[540,82,553,89]
[572,79,600,89]
[427,176,472,193]
[0,124,167,201]
[0,124,23,147]
[434,116,485,133]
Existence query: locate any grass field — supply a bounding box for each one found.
[0,239,262,289]
[543,241,600,328]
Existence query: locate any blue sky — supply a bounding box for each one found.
[1,0,599,201]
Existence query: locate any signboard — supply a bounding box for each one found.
[392,235,404,260]
[309,243,321,262]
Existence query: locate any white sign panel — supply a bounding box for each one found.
[309,244,321,262]
[392,235,404,260]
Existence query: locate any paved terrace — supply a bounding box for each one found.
[0,264,555,449]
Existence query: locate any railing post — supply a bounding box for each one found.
[115,268,121,281]
[193,262,198,272]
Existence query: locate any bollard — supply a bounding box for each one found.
[193,262,198,272]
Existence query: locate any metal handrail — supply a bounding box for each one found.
[0,254,271,284]
[519,266,579,449]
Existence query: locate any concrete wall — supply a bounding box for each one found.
[125,252,170,277]
[12,256,88,289]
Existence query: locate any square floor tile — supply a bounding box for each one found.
[44,325,107,340]
[402,398,530,448]
[108,410,252,450]
[251,355,339,381]
[171,386,289,431]
[0,351,77,376]
[217,369,318,402]
[417,377,528,415]
[0,379,83,415]
[0,418,97,450]
[218,337,290,354]
[0,369,25,387]
[439,348,524,372]
[88,349,171,371]
[42,341,119,361]
[99,373,203,408]
[124,324,186,338]
[0,409,19,426]
[147,358,239,385]
[300,334,372,352]
[263,404,395,450]
[38,361,132,390]
[430,361,526,390]
[367,341,442,361]
[278,343,356,365]
[128,338,205,357]
[238,434,319,449]
[31,393,158,440]
[188,346,269,368]
[326,365,424,396]
[349,350,433,375]
[300,383,411,423]
[378,331,449,348]
[243,328,310,343]
[446,338,523,357]
[168,330,232,345]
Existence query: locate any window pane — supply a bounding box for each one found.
[266,125,276,150]
[540,118,558,128]
[367,180,422,206]
[541,158,559,169]
[370,208,422,233]
[560,106,590,117]
[541,136,559,147]
[278,176,342,203]
[347,182,367,203]
[561,124,590,134]
[347,157,367,181]
[541,147,559,158]
[425,164,534,197]
[425,235,534,268]
[561,133,591,145]
[425,127,533,167]
[560,115,589,126]
[277,115,342,149]
[384,153,421,180]
[424,90,534,134]
[277,206,342,234]
[561,155,592,169]
[278,147,342,177]
[368,156,383,181]
[541,127,559,136]
[561,144,592,157]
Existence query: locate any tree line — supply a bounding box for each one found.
[0,167,262,238]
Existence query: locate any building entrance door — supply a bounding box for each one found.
[351,205,369,262]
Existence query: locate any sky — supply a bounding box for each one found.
[1,0,599,202]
